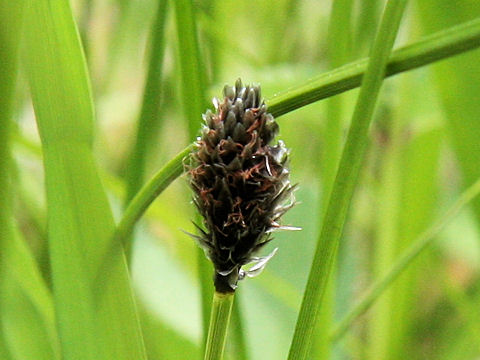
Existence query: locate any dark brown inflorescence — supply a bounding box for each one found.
[187,79,297,293]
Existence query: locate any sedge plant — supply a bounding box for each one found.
[186,80,298,359]
[4,1,480,360]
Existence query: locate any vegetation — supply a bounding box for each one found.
[1,0,480,359]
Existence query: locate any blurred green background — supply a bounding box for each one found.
[5,0,480,359]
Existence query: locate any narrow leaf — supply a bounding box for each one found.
[23,1,147,359]
[124,0,168,205]
[172,0,213,349]
[268,17,480,117]
[0,1,59,358]
[288,0,408,358]
[1,231,61,360]
[332,178,480,341]
[417,1,480,225]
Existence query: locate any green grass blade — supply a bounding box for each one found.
[354,0,381,56]
[417,2,480,225]
[0,1,50,359]
[1,1,60,357]
[322,0,354,229]
[77,0,93,57]
[97,0,131,93]
[113,145,194,249]
[366,87,404,360]
[390,127,442,358]
[173,0,209,140]
[312,1,354,358]
[287,0,408,358]
[0,0,22,250]
[268,17,480,117]
[331,178,480,342]
[172,0,213,351]
[1,230,61,360]
[0,332,10,359]
[364,91,443,359]
[23,1,147,359]
[124,0,168,205]
[122,0,169,263]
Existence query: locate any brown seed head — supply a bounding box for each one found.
[187,79,297,293]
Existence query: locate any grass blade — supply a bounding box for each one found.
[0,0,21,246]
[123,0,169,262]
[113,145,194,248]
[173,0,209,140]
[24,1,147,359]
[172,0,213,351]
[323,0,354,190]
[268,17,480,117]
[417,2,480,225]
[312,1,354,358]
[287,0,408,358]
[1,231,61,360]
[0,1,59,359]
[331,178,480,341]
[354,0,381,56]
[124,0,168,205]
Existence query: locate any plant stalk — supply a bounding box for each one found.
[269,16,480,117]
[287,0,408,358]
[204,291,235,360]
[119,145,194,251]
[95,145,193,287]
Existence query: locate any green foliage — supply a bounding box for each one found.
[23,0,146,358]
[2,0,480,359]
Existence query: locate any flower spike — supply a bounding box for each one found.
[187,79,298,293]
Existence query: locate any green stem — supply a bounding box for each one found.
[96,145,193,290]
[117,145,193,253]
[330,178,480,342]
[287,0,408,358]
[112,17,480,254]
[204,292,235,360]
[268,16,480,117]
[197,245,215,350]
